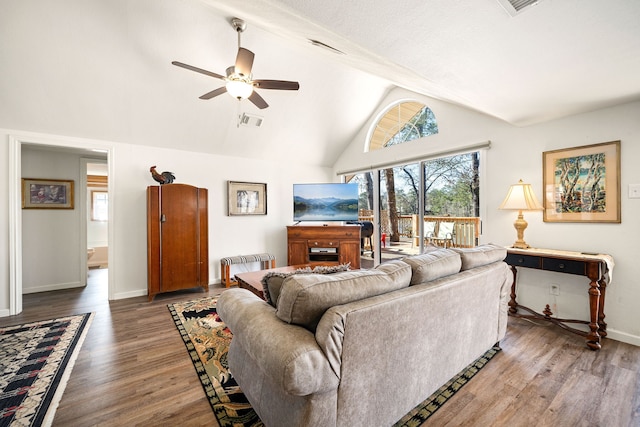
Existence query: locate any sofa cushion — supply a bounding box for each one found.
[373,259,413,284]
[261,264,351,306]
[421,243,441,254]
[401,249,462,285]
[276,260,411,331]
[452,244,507,270]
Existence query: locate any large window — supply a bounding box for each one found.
[349,101,480,266]
[349,153,480,265]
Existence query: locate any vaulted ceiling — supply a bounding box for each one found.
[1,0,639,167]
[205,0,640,126]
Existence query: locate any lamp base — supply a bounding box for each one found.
[511,240,531,249]
[512,211,532,250]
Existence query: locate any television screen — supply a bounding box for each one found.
[293,183,359,222]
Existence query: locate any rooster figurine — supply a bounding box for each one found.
[150,166,175,185]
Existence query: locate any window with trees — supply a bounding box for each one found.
[367,101,438,152]
[349,101,480,266]
[350,153,480,261]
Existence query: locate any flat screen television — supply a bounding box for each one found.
[293,183,359,222]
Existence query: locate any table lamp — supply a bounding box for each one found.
[499,179,543,249]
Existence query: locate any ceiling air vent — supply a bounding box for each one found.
[238,113,263,128]
[496,0,541,16]
[309,39,345,55]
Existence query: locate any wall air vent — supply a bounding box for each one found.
[238,113,263,128]
[496,0,541,16]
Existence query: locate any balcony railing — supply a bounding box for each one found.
[358,211,480,248]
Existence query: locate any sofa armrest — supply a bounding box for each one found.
[217,288,339,396]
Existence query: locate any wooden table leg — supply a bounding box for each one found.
[586,263,602,351]
[598,271,608,337]
[508,265,518,314]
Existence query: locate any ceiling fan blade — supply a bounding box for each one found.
[248,91,268,109]
[199,86,227,100]
[172,61,225,80]
[235,48,255,77]
[253,79,300,90]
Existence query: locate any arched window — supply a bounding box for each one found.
[367,101,438,152]
[350,102,483,269]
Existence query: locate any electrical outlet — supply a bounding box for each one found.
[550,284,560,296]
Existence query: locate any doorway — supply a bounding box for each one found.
[86,160,109,293]
[8,135,113,315]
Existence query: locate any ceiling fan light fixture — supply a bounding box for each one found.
[226,79,253,99]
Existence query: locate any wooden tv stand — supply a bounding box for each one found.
[287,225,361,269]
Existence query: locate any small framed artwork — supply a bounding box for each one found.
[227,181,267,216]
[542,140,620,223]
[22,178,74,209]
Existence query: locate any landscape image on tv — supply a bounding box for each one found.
[293,183,359,222]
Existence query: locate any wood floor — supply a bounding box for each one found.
[1,269,639,427]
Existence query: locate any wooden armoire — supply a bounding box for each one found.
[146,184,209,300]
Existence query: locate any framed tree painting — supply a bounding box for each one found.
[227,181,267,216]
[543,141,620,223]
[22,178,74,209]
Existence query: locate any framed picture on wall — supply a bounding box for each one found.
[22,178,74,209]
[227,181,267,215]
[542,140,620,223]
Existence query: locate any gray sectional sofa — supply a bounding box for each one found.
[217,244,511,427]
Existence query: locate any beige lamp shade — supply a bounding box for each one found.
[499,179,544,210]
[499,179,543,249]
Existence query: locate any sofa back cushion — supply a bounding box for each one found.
[261,264,351,307]
[402,249,462,285]
[452,244,507,270]
[276,260,411,332]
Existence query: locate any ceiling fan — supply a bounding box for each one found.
[172,18,299,109]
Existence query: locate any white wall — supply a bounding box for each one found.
[335,88,640,346]
[0,129,333,309]
[0,0,390,168]
[110,142,331,299]
[21,147,83,293]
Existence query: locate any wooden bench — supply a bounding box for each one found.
[220,253,276,287]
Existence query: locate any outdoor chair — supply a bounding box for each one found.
[431,221,455,248]
[424,221,437,241]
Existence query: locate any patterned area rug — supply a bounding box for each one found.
[168,298,262,427]
[0,312,93,427]
[168,297,500,427]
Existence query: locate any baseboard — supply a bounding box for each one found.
[606,328,640,347]
[113,289,147,300]
[0,308,11,318]
[22,281,84,294]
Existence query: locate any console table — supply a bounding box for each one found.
[505,247,614,350]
